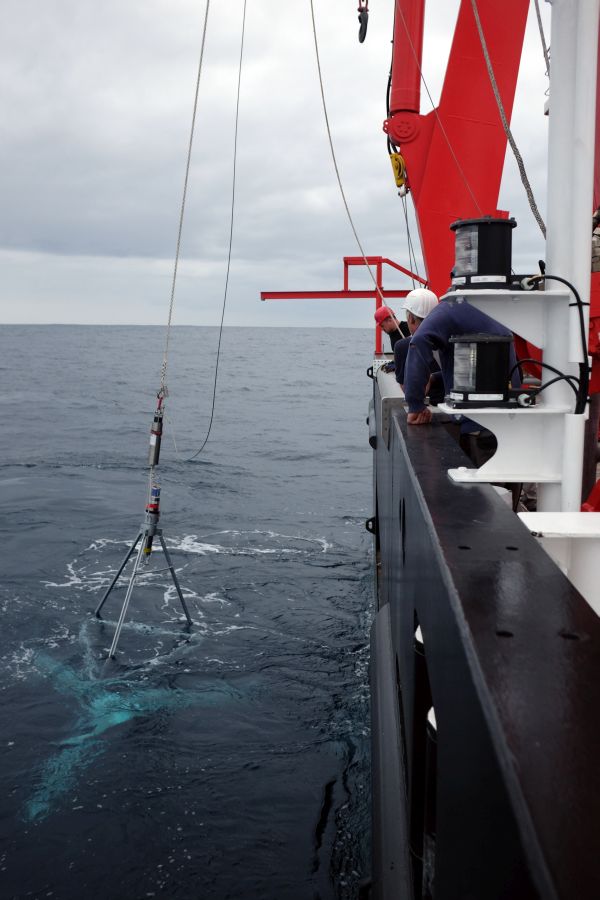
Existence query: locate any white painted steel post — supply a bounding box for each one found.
[539,0,600,511]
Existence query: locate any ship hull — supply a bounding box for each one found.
[368,372,600,899]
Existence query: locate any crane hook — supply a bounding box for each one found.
[358,1,369,43]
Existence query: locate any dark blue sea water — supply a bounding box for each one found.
[0,325,374,899]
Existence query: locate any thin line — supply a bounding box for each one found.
[187,0,247,461]
[470,0,546,237]
[401,193,420,286]
[533,0,550,77]
[160,0,211,395]
[309,0,385,303]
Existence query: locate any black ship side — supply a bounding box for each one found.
[367,370,600,900]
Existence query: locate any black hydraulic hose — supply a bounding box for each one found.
[386,71,398,155]
[509,358,580,400]
[386,69,392,117]
[526,274,590,414]
[527,375,580,403]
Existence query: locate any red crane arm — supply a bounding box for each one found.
[385,0,530,297]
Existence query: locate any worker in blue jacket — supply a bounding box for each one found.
[403,297,520,426]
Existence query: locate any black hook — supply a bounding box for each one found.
[358,2,369,43]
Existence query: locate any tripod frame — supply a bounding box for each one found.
[95,527,192,658]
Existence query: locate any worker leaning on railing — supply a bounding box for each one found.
[403,297,521,467]
[373,304,406,351]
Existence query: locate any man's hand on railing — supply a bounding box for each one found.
[407,409,432,425]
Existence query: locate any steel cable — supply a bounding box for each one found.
[309,0,386,303]
[533,0,551,78]
[160,0,211,397]
[187,0,247,461]
[470,0,547,238]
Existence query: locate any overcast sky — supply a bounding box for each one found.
[0,0,552,328]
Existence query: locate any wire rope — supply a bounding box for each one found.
[309,0,386,303]
[470,0,547,238]
[187,0,247,461]
[159,0,211,397]
[533,0,550,77]
[142,1,210,529]
[401,194,419,286]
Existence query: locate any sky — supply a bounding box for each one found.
[0,0,552,328]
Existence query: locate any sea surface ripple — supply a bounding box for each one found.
[0,325,373,899]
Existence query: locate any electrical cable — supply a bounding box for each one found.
[511,361,586,412]
[187,0,248,461]
[470,0,547,239]
[526,274,590,414]
[508,357,580,412]
[525,375,579,403]
[510,357,580,399]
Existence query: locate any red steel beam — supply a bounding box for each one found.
[260,289,409,300]
[343,256,428,282]
[261,257,421,352]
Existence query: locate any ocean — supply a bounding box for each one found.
[0,325,373,899]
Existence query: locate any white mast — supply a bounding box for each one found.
[540,0,600,511]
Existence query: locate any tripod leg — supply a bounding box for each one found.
[95,533,143,617]
[108,539,145,658]
[158,533,193,626]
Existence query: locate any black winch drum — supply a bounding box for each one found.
[450,217,516,290]
[447,333,513,406]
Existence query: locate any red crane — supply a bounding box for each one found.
[263,1,600,428]
[384,0,529,296]
[263,0,530,336]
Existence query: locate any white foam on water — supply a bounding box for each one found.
[211,623,258,636]
[198,592,230,606]
[44,529,333,605]
[29,527,338,679]
[0,593,19,614]
[6,645,36,681]
[44,623,77,649]
[84,537,131,553]
[160,583,201,613]
[43,547,191,598]
[43,561,85,589]
[170,529,333,556]
[254,529,333,553]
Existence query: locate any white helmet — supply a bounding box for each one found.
[401,287,438,319]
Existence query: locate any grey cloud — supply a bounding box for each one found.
[0,0,554,325]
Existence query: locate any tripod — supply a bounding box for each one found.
[95,525,193,659]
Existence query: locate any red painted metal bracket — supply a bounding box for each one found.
[261,256,425,352]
